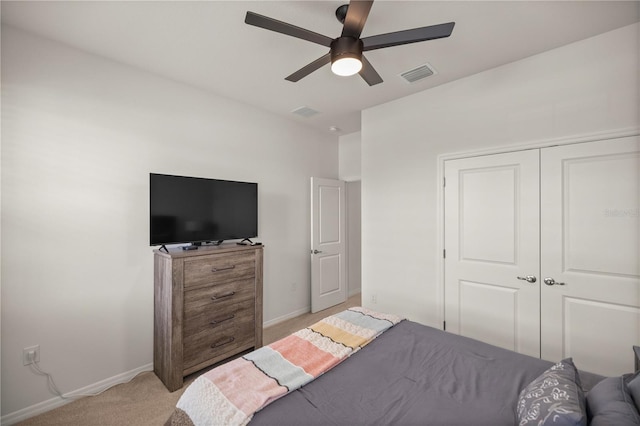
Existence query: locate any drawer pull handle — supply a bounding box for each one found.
[211,265,236,273]
[210,314,235,326]
[211,291,236,301]
[211,336,235,349]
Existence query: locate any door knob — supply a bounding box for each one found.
[311,249,323,254]
[517,275,537,283]
[544,277,565,286]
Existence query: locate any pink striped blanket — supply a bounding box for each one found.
[169,307,403,426]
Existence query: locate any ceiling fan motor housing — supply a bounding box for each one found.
[330,37,364,63]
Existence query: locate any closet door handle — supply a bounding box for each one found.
[517,275,537,283]
[311,249,323,254]
[544,277,565,286]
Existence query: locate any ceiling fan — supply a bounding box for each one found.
[244,0,455,86]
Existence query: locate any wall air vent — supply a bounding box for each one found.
[399,63,437,84]
[291,106,320,118]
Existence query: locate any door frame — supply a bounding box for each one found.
[435,127,639,329]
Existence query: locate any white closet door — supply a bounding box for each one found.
[444,150,541,357]
[540,137,640,376]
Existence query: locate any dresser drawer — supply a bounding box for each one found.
[183,311,255,371]
[184,298,255,338]
[183,278,255,319]
[183,251,255,289]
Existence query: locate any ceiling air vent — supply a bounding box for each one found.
[291,106,320,118]
[399,63,437,84]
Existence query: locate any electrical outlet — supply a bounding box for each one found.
[370,294,377,304]
[23,345,40,366]
[290,283,297,293]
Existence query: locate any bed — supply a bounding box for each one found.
[168,307,640,426]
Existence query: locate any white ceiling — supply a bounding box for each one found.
[2,1,639,135]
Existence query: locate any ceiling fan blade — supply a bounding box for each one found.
[341,0,374,39]
[358,55,383,86]
[362,22,455,51]
[285,53,332,82]
[245,11,333,47]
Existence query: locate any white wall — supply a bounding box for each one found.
[338,131,361,182]
[361,23,639,326]
[0,26,338,418]
[339,132,362,297]
[346,181,362,296]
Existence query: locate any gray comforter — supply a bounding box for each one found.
[250,320,602,425]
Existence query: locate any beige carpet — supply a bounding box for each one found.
[17,294,361,426]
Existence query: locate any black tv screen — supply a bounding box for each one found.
[150,173,258,246]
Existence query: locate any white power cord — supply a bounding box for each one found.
[27,352,148,400]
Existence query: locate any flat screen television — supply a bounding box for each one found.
[150,173,258,246]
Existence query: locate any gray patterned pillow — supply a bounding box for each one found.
[516,358,586,426]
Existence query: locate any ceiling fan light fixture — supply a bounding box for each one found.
[330,37,363,77]
[331,57,362,76]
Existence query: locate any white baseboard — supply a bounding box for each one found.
[1,363,153,426]
[263,294,362,328]
[263,305,310,328]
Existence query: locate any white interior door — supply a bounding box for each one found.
[444,150,541,357]
[540,137,640,376]
[311,177,347,313]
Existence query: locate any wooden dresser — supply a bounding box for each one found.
[153,244,263,391]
